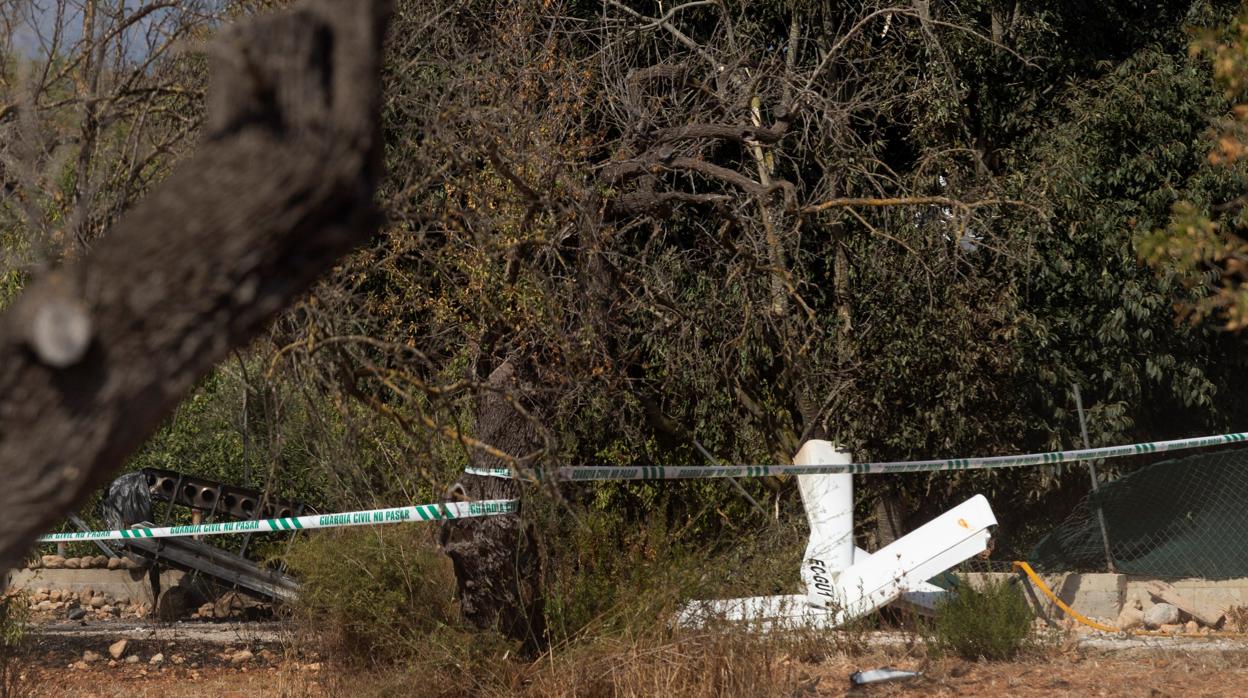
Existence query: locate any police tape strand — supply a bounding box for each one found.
[41,431,1248,541]
[464,431,1248,481]
[38,499,520,543]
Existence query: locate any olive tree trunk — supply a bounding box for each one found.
[439,359,546,652]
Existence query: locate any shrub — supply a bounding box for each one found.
[0,593,28,698]
[283,525,508,673]
[536,500,808,648]
[541,507,703,645]
[928,578,1033,660]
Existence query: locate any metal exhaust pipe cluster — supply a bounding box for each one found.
[142,468,309,521]
[220,491,262,519]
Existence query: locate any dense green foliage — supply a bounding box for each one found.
[228,0,1248,565]
[1141,8,1248,330]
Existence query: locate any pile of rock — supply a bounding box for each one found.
[24,587,150,619]
[64,639,284,673]
[189,590,270,620]
[191,602,218,620]
[67,640,191,670]
[30,555,144,570]
[1116,599,1217,634]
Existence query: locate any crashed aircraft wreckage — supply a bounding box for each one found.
[679,440,997,629]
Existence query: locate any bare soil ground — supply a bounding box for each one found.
[13,619,322,697]
[21,664,324,698]
[13,619,1248,696]
[806,650,1248,697]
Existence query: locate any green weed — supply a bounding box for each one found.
[927,578,1034,661]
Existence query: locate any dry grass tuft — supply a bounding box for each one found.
[516,628,860,697]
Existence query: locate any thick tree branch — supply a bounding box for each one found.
[647,120,792,146]
[603,156,793,200]
[0,0,391,569]
[802,195,1026,214]
[606,190,731,218]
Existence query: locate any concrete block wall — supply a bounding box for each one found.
[1126,577,1248,617]
[963,572,1123,620]
[963,572,1248,622]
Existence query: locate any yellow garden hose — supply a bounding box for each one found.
[1011,561,1248,638]
[1012,561,1120,633]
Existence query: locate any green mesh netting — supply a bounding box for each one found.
[1030,449,1248,579]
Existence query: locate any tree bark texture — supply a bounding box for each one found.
[439,360,546,652]
[0,0,391,570]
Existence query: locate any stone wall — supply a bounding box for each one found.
[964,572,1248,627]
[6,567,186,614]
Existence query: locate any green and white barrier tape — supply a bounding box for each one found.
[464,431,1248,481]
[38,499,519,544]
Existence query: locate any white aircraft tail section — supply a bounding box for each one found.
[679,441,997,629]
[809,494,995,623]
[794,442,854,588]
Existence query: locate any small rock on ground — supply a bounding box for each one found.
[1145,602,1180,629]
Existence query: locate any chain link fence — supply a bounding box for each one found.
[1030,448,1248,578]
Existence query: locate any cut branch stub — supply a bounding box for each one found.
[13,275,93,368]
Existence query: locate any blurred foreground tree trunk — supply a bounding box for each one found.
[0,0,391,570]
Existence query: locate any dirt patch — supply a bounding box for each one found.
[797,651,1248,696]
[20,662,325,697]
[19,650,1248,697]
[13,618,319,697]
[13,619,1248,696]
